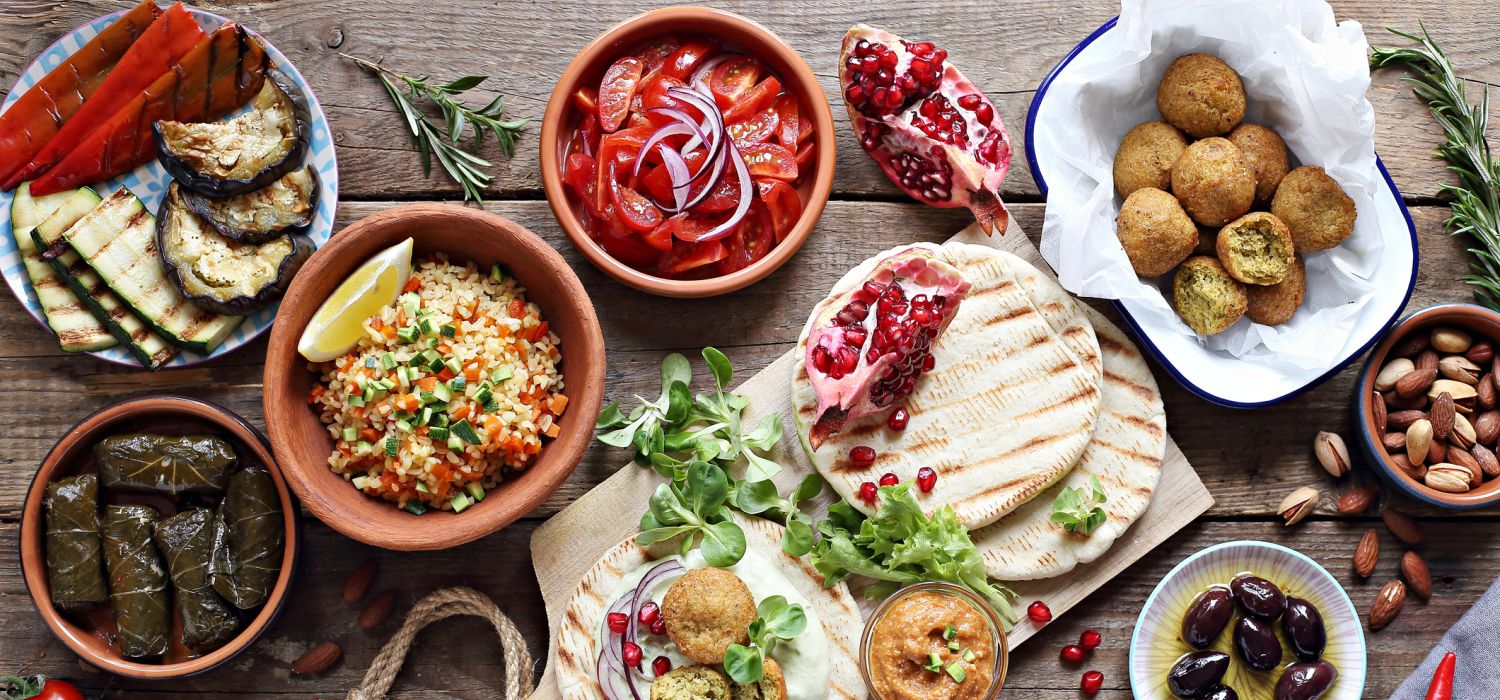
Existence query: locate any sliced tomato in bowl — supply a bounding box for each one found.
[741,143,797,181]
[723,76,781,124]
[717,216,776,275]
[660,238,728,276]
[608,160,664,233]
[598,56,645,132]
[774,93,799,148]
[662,41,718,80]
[756,179,803,243]
[630,36,680,75]
[709,57,764,108]
[728,109,779,148]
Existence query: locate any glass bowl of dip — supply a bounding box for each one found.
[859,582,1009,699]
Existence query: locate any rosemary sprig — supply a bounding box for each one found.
[1371,25,1500,309]
[342,53,528,202]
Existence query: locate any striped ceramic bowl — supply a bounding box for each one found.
[1130,541,1366,699]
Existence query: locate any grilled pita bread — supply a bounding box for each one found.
[793,242,1104,529]
[554,516,865,700]
[974,307,1166,580]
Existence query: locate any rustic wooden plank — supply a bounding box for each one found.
[0,1,1494,201]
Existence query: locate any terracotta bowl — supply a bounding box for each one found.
[262,204,606,550]
[1354,303,1500,509]
[540,5,836,297]
[19,395,301,679]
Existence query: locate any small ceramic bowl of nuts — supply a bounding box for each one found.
[1355,303,1500,509]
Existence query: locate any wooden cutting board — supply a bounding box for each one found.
[527,220,1215,699]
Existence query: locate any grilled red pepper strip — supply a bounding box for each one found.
[0,0,161,186]
[30,23,269,196]
[1423,651,1456,700]
[4,2,205,190]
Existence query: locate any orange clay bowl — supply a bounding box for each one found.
[262,204,606,551]
[20,395,301,679]
[541,5,836,297]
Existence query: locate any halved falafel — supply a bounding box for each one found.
[1113,120,1188,197]
[650,665,733,700]
[1228,123,1290,202]
[1156,53,1246,138]
[1116,187,1198,277]
[1247,254,1307,326]
[1271,165,1356,252]
[662,568,756,664]
[1173,256,1248,336]
[1171,137,1256,227]
[1216,212,1295,285]
[731,657,787,700]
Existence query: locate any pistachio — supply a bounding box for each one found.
[1396,368,1438,399]
[1428,378,1479,402]
[1451,412,1477,449]
[1406,419,1433,467]
[1468,341,1495,364]
[1431,327,1473,354]
[1313,431,1351,478]
[1425,464,1472,493]
[1439,355,1481,384]
[1278,487,1320,526]
[1375,358,1416,392]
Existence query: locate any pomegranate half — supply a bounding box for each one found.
[838,24,1013,235]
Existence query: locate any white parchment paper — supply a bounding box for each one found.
[1036,0,1381,370]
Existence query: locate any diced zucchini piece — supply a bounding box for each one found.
[450,375,466,393]
[341,427,358,442]
[447,436,464,452]
[432,382,452,403]
[404,501,427,515]
[451,418,482,446]
[414,480,430,494]
[450,493,472,513]
[465,482,485,502]
[384,438,399,456]
[439,323,456,338]
[381,352,397,370]
[491,366,513,383]
[428,426,450,442]
[397,326,418,343]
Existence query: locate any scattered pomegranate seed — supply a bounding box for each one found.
[650,617,667,636]
[1080,629,1102,650]
[622,641,643,668]
[916,466,937,492]
[1060,644,1086,663]
[1027,600,1052,624]
[887,406,909,431]
[859,481,879,505]
[607,612,628,634]
[637,601,659,626]
[1080,670,1103,696]
[850,445,877,468]
[651,655,672,676]
[878,473,900,487]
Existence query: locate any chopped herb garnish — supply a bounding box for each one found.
[1051,475,1109,535]
[948,640,961,652]
[944,624,958,640]
[925,652,943,672]
[961,648,976,662]
[945,661,967,683]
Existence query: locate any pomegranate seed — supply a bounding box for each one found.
[887,407,910,431]
[650,617,667,636]
[652,655,672,676]
[606,612,628,634]
[1027,600,1052,624]
[811,345,832,373]
[1080,629,1102,650]
[1081,670,1104,696]
[916,467,937,492]
[622,641,643,668]
[845,326,869,347]
[957,94,982,110]
[859,481,879,504]
[637,601,659,626]
[835,346,859,373]
[850,445,877,468]
[1060,644,1086,663]
[879,473,899,487]
[922,354,936,372]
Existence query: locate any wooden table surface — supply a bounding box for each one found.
[2,1,1498,697]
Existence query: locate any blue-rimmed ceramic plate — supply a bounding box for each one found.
[0,7,338,369]
[1130,540,1367,699]
[1026,17,1417,408]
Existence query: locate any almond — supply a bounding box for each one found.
[1396,368,1438,399]
[1450,413,1477,449]
[1476,410,1500,446]
[1480,374,1499,410]
[1375,358,1416,392]
[1416,349,1440,371]
[1369,580,1407,630]
[291,641,343,676]
[1424,463,1471,493]
[1382,432,1407,454]
[1431,327,1473,354]
[1391,453,1426,480]
[1387,410,1426,432]
[1406,419,1433,466]
[1473,443,1500,479]
[358,590,397,629]
[1439,355,1481,385]
[1429,440,1449,464]
[1467,340,1494,364]
[1449,447,1482,478]
[1401,551,1433,600]
[1353,528,1379,577]
[1374,394,1388,434]
[1337,485,1378,514]
[1382,509,1424,546]
[342,560,377,605]
[1429,378,1479,402]
[1278,487,1319,526]
[1430,392,1455,440]
[1389,391,1431,410]
[1391,332,1430,358]
[1313,431,1351,478]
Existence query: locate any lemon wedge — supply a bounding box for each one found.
[297,237,413,362]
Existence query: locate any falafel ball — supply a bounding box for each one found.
[651,666,733,700]
[1173,256,1248,336]
[1156,53,1246,138]
[1171,137,1256,227]
[1113,120,1189,197]
[731,658,788,700]
[1228,123,1290,202]
[1247,254,1307,326]
[1216,212,1295,285]
[1271,165,1356,252]
[1116,187,1198,277]
[662,568,757,664]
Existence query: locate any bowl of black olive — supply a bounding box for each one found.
[1129,541,1366,700]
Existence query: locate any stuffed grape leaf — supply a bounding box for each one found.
[44,474,107,609]
[210,464,284,609]
[95,433,237,496]
[103,505,169,658]
[154,508,240,652]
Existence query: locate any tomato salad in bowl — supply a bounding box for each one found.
[543,7,835,297]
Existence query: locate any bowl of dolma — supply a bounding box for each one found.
[19,395,301,679]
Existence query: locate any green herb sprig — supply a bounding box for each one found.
[730,474,824,556]
[1371,26,1500,309]
[1050,474,1109,535]
[342,54,527,202]
[638,461,746,567]
[723,596,808,684]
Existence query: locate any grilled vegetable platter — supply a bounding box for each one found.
[0,1,338,369]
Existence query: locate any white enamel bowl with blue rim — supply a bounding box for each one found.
[1130,540,1367,700]
[1026,17,1418,408]
[0,7,339,368]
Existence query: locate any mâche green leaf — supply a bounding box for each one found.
[724,595,808,684]
[1050,474,1109,535]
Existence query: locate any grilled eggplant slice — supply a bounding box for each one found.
[154,70,308,197]
[158,183,312,316]
[180,165,319,243]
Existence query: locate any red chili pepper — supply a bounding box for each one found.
[30,23,269,196]
[4,3,205,190]
[0,0,161,187]
[1423,651,1456,700]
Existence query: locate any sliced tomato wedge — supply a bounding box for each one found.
[740,143,798,181]
[598,56,644,132]
[756,179,802,243]
[798,115,814,143]
[565,153,610,220]
[641,74,693,119]
[596,125,652,208]
[572,86,599,116]
[709,57,764,109]
[660,238,728,276]
[774,94,799,148]
[727,109,778,148]
[578,112,601,156]
[589,213,660,268]
[717,214,776,274]
[694,164,743,213]
[630,37,681,75]
[795,141,816,173]
[608,159,664,233]
[661,41,718,80]
[722,76,781,124]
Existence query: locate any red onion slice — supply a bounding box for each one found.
[632,123,697,179]
[689,54,735,92]
[654,148,692,211]
[678,142,753,243]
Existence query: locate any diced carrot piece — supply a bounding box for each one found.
[359,428,381,443]
[438,368,456,381]
[403,276,422,293]
[437,343,453,355]
[416,377,438,392]
[382,326,397,340]
[508,299,525,318]
[544,424,561,438]
[549,394,570,415]
[307,385,326,403]
[452,405,471,420]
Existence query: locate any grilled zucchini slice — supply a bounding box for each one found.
[153,71,309,197]
[10,183,117,352]
[179,165,319,243]
[158,183,311,316]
